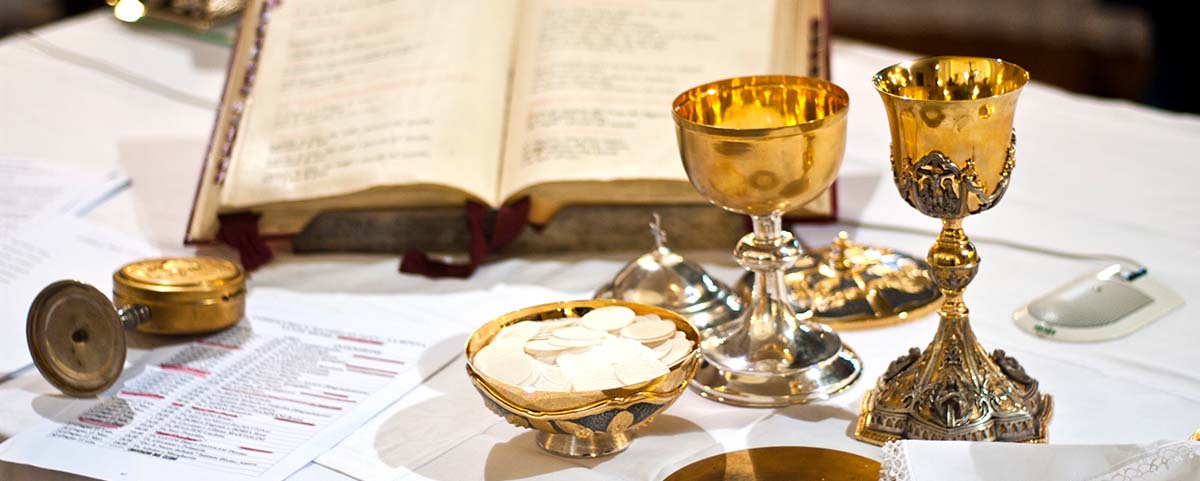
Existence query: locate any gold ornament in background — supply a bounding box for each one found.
[854,57,1052,444]
[109,0,244,29]
[672,75,862,407]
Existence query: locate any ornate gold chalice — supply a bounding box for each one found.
[854,57,1052,444]
[672,76,862,406]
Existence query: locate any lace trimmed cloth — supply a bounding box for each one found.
[879,440,1200,481]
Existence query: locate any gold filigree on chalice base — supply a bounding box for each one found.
[856,57,1051,444]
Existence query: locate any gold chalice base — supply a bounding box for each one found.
[664,446,879,481]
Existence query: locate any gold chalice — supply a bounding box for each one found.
[672,76,862,406]
[854,57,1052,444]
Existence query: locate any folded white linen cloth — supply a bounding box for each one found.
[879,440,1200,481]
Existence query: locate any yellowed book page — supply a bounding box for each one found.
[498,0,778,203]
[222,0,518,209]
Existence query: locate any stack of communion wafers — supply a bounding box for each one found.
[472,306,693,392]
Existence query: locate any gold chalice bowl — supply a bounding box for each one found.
[854,57,1052,444]
[466,300,701,457]
[672,75,862,406]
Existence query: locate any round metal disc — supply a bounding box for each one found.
[663,446,880,481]
[737,237,942,329]
[27,280,126,397]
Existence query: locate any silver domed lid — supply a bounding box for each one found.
[595,215,742,331]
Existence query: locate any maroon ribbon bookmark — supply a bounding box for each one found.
[216,212,274,271]
[400,198,531,278]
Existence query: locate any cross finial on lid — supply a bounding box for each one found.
[650,213,667,250]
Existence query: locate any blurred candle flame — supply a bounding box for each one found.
[113,0,146,23]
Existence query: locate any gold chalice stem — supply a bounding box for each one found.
[929,218,977,323]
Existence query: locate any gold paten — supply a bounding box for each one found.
[855,57,1052,445]
[737,232,942,330]
[672,75,862,407]
[664,446,880,481]
[113,257,245,334]
[466,300,701,458]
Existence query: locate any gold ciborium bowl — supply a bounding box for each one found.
[466,300,701,458]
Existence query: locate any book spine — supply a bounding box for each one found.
[214,0,281,186]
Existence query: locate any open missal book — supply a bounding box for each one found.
[187,0,834,244]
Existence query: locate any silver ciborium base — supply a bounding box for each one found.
[689,219,863,407]
[690,342,862,407]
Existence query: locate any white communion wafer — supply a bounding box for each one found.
[590,337,658,364]
[482,313,689,394]
[547,336,605,348]
[537,319,578,332]
[482,337,526,353]
[570,365,625,391]
[524,339,569,355]
[652,338,676,357]
[534,363,571,392]
[494,321,540,342]
[474,343,536,386]
[554,351,588,373]
[660,339,694,366]
[580,306,636,332]
[620,320,676,341]
[638,334,674,348]
[614,359,670,386]
[553,326,609,341]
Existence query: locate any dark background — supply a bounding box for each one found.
[2,0,1195,114]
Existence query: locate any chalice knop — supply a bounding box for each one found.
[672,76,862,406]
[854,57,1052,444]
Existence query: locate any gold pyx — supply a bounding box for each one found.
[27,257,244,397]
[854,57,1052,444]
[673,75,862,406]
[113,257,245,334]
